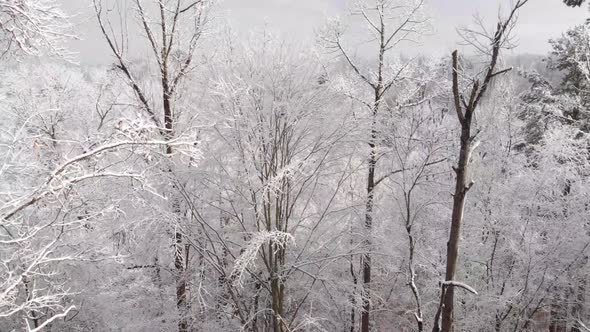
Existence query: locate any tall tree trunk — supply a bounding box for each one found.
[361,86,382,332]
[251,278,262,332]
[270,243,285,332]
[441,117,472,332]
[550,286,568,332]
[23,275,40,329]
[163,74,189,332]
[175,230,189,332]
[570,257,587,332]
[405,191,424,332]
[350,218,358,332]
[154,254,166,318]
[549,294,559,332]
[361,147,375,332]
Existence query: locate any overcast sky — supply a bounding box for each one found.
[64,0,588,65]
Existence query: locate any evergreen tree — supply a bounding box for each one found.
[548,25,590,112]
[564,0,585,7]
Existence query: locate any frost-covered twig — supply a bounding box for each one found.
[1,139,197,223]
[230,230,294,287]
[0,0,75,58]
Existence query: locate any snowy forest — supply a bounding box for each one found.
[1,0,590,331]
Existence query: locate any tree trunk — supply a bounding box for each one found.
[361,86,381,332]
[161,60,190,331]
[175,230,188,332]
[350,218,358,332]
[549,287,567,332]
[361,156,374,332]
[441,121,472,332]
[570,257,587,332]
[23,275,40,329]
[270,242,286,332]
[405,191,424,332]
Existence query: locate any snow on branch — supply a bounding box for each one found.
[260,160,308,202]
[230,230,295,287]
[0,0,75,58]
[1,138,198,223]
[576,320,590,332]
[441,280,478,295]
[26,305,75,332]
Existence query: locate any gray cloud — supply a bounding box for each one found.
[62,0,588,64]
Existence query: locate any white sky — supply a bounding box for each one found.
[63,0,588,64]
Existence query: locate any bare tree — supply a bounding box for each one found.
[319,1,430,330]
[205,35,350,331]
[94,1,213,331]
[431,2,530,332]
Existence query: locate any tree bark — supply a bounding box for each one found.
[361,85,382,332]
[361,140,375,332]
[441,116,472,332]
[350,218,358,332]
[163,58,189,332]
[270,242,286,332]
[174,230,189,332]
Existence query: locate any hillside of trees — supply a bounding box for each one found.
[1,0,590,331]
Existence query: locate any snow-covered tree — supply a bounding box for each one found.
[0,0,72,58]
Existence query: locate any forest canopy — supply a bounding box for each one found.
[1,0,590,332]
